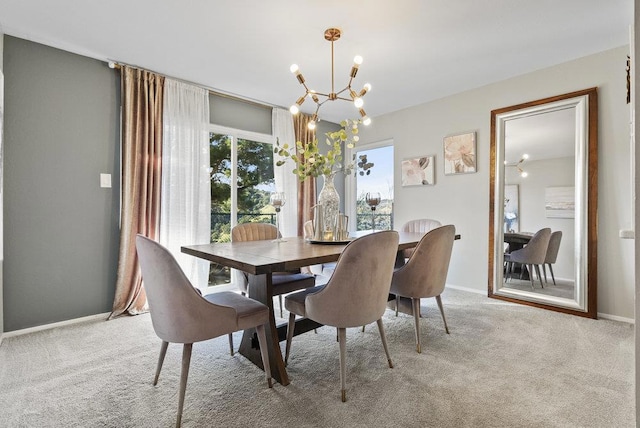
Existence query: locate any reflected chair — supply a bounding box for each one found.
[542,231,563,285]
[390,225,455,353]
[231,223,315,318]
[503,228,551,289]
[400,218,442,260]
[284,231,400,402]
[135,235,272,427]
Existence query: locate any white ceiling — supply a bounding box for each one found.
[0,1,633,125]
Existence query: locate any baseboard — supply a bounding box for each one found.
[3,312,111,339]
[446,283,487,295]
[597,312,635,324]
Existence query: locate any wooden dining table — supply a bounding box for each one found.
[181,230,426,386]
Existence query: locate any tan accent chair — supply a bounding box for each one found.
[231,223,315,318]
[302,220,336,283]
[284,230,400,402]
[504,228,551,289]
[542,231,563,285]
[135,235,272,427]
[390,225,455,353]
[401,218,442,260]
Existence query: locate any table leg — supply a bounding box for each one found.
[238,273,290,386]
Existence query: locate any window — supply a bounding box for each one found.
[208,126,276,286]
[346,140,394,231]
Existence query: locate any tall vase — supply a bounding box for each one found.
[317,172,340,241]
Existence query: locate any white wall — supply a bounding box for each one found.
[359,46,633,320]
[0,32,4,344]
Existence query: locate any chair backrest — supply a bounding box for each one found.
[303,220,315,240]
[545,231,563,264]
[305,231,400,328]
[509,228,551,265]
[232,222,279,242]
[136,235,236,344]
[391,225,455,298]
[401,218,442,233]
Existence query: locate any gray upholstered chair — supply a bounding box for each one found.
[504,228,551,289]
[284,230,399,402]
[135,235,272,428]
[400,218,442,260]
[542,231,563,285]
[231,223,315,319]
[390,225,455,353]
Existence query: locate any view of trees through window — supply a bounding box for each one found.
[209,132,276,285]
[355,145,394,231]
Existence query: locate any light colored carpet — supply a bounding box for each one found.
[0,289,634,427]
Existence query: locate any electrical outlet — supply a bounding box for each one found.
[619,229,635,239]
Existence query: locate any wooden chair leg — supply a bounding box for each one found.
[376,318,394,368]
[154,340,169,386]
[228,333,234,356]
[255,324,273,388]
[412,298,422,353]
[176,343,193,428]
[338,327,347,402]
[435,295,450,334]
[284,313,296,366]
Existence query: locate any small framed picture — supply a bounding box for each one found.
[401,155,435,187]
[444,131,477,174]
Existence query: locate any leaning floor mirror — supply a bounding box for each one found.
[488,88,598,318]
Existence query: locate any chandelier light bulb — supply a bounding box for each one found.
[522,153,530,159]
[364,83,371,91]
[362,116,372,126]
[353,55,363,65]
[308,120,316,130]
[354,97,364,108]
[290,105,299,115]
[290,64,299,74]
[521,171,528,178]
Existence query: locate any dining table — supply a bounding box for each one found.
[181,230,427,386]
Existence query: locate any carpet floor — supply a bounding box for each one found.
[0,289,634,427]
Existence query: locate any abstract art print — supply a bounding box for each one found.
[504,184,519,232]
[545,186,575,218]
[401,155,435,186]
[444,131,476,174]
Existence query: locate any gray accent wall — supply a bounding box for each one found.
[3,36,120,331]
[209,93,272,134]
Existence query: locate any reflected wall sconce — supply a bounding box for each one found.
[289,27,372,130]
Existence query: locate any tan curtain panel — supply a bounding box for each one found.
[110,66,165,319]
[293,114,317,236]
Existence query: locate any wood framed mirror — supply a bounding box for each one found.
[488,88,597,318]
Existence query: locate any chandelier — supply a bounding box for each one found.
[505,154,529,177]
[289,27,372,130]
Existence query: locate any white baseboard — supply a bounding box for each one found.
[3,312,111,339]
[446,283,487,295]
[597,312,635,324]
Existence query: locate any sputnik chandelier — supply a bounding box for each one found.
[289,27,372,130]
[505,154,529,177]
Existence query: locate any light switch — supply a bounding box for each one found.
[100,173,112,188]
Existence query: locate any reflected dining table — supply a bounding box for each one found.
[181,230,426,386]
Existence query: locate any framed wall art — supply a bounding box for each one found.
[401,155,435,186]
[545,186,575,218]
[444,131,476,174]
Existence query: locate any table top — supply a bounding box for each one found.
[504,232,533,244]
[181,231,426,275]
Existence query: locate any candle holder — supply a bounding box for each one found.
[270,192,286,242]
[365,192,381,231]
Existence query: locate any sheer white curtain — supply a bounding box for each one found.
[272,108,299,237]
[160,79,211,289]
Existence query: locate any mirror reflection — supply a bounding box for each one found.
[489,88,598,318]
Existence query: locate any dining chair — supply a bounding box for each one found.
[135,235,272,428]
[302,220,336,283]
[503,228,551,289]
[400,218,442,260]
[390,225,455,353]
[542,231,563,285]
[231,223,315,318]
[283,230,400,402]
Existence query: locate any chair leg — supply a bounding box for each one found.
[435,295,450,334]
[176,343,193,428]
[361,325,366,332]
[548,264,556,285]
[376,318,394,368]
[228,333,234,356]
[528,264,535,289]
[542,264,548,284]
[534,265,544,288]
[412,298,422,353]
[395,294,399,316]
[255,324,273,388]
[154,341,169,386]
[284,313,296,366]
[338,327,347,402]
[279,295,284,318]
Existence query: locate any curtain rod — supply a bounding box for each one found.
[107,61,276,111]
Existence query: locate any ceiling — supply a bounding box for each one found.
[0,1,633,125]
